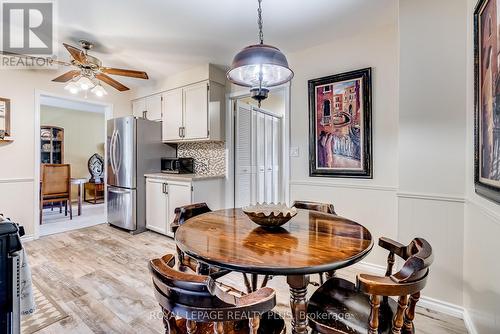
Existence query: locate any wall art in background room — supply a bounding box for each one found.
[308,68,372,178]
[0,97,11,139]
[474,0,500,202]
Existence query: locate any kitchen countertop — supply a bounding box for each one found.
[144,173,225,181]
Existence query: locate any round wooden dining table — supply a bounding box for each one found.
[175,208,373,334]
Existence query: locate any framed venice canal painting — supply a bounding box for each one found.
[475,0,500,203]
[308,68,372,178]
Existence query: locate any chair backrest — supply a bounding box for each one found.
[292,200,336,215]
[357,237,434,334]
[41,164,70,196]
[171,202,211,234]
[149,254,276,324]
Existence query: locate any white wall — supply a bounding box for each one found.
[0,69,131,237]
[288,17,400,267]
[288,0,475,312]
[398,0,467,306]
[464,0,500,332]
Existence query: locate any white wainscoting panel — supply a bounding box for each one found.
[398,196,464,306]
[290,181,398,266]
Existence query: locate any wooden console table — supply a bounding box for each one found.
[84,181,104,204]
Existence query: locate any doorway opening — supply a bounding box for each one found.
[229,86,290,208]
[36,93,111,237]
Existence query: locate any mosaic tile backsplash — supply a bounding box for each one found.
[177,142,226,176]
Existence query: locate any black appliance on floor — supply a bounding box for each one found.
[0,220,24,334]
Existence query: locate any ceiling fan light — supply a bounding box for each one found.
[64,81,80,94]
[91,83,107,97]
[77,76,94,90]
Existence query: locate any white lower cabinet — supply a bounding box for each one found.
[146,178,169,235]
[145,176,224,237]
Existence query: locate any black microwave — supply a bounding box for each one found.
[161,157,194,174]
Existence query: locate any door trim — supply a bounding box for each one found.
[34,90,113,240]
[225,84,291,208]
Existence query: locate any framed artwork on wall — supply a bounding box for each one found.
[0,97,11,140]
[474,0,500,203]
[308,68,372,178]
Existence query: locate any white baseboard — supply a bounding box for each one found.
[350,261,468,322]
[21,235,34,242]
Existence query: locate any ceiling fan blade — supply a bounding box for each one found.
[96,73,129,91]
[51,70,81,82]
[63,43,87,63]
[101,67,149,79]
[0,50,72,66]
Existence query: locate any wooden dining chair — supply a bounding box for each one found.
[292,200,336,215]
[292,200,337,284]
[307,237,433,334]
[40,164,72,223]
[171,203,229,278]
[149,254,286,334]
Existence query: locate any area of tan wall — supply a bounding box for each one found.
[0,69,131,237]
[40,105,105,199]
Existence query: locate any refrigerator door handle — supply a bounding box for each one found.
[114,131,122,173]
[110,129,118,174]
[109,129,115,174]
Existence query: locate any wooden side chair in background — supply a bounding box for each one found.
[149,254,285,334]
[171,203,229,278]
[292,200,337,284]
[40,164,72,223]
[292,200,336,215]
[307,237,433,334]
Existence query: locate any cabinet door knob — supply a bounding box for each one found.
[178,127,182,138]
[142,110,147,119]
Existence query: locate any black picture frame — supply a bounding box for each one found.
[474,0,500,203]
[308,68,372,178]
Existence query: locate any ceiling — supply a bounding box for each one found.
[53,0,395,88]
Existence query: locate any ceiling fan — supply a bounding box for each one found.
[51,40,149,95]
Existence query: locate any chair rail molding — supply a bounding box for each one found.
[0,177,34,184]
[466,198,500,227]
[289,180,398,192]
[397,191,466,203]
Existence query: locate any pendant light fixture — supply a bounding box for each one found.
[227,0,293,106]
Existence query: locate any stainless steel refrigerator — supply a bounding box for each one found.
[107,116,175,234]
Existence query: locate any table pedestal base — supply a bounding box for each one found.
[287,275,310,334]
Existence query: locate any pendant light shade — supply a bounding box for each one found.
[227,44,293,88]
[226,0,293,106]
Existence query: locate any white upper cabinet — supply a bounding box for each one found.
[132,93,162,121]
[183,81,209,140]
[146,93,162,121]
[162,89,183,141]
[161,80,224,143]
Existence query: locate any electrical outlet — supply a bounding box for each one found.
[290,147,299,157]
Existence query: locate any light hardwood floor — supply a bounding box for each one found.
[23,224,468,334]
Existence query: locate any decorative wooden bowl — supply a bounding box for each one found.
[242,203,298,229]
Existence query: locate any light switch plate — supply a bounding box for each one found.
[290,147,299,157]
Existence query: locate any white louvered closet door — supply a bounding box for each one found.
[256,112,266,204]
[264,115,274,203]
[235,102,253,208]
[272,116,282,203]
[234,103,283,207]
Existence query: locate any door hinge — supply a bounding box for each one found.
[161,96,163,101]
[207,83,209,91]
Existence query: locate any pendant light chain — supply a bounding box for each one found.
[258,0,264,44]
